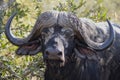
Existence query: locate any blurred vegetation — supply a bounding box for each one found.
[0,0,120,80]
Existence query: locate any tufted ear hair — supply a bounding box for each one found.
[74,47,99,60]
[15,38,42,55]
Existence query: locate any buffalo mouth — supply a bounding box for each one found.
[45,59,65,68]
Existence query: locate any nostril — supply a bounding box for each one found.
[58,52,62,56]
[46,51,49,55]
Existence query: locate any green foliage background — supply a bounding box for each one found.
[0,0,120,80]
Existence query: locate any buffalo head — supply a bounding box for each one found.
[5,11,114,67]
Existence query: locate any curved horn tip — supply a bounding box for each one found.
[106,19,111,25]
[5,12,25,46]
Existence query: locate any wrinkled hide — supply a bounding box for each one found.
[5,11,120,80]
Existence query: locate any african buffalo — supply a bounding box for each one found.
[5,11,120,80]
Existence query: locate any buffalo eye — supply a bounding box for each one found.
[41,28,49,37]
[63,30,74,38]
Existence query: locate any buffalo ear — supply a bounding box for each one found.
[75,47,99,60]
[16,42,42,55]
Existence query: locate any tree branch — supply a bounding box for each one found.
[0,0,16,10]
